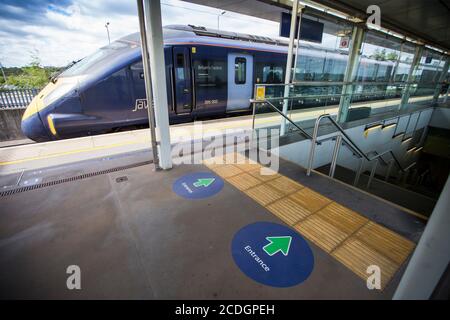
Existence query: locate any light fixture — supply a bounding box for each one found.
[407,146,417,153]
[364,123,383,132]
[392,132,404,139]
[414,146,424,152]
[382,122,397,130]
[402,136,412,144]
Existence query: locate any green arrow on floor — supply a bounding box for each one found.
[193,178,215,188]
[263,236,292,256]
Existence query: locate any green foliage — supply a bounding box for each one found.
[370,49,399,62]
[0,55,60,88]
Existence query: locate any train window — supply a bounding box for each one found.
[194,60,226,88]
[176,53,185,80]
[262,66,283,83]
[235,57,246,84]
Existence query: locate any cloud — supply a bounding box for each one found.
[0,0,280,67]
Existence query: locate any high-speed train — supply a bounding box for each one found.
[21,24,437,141]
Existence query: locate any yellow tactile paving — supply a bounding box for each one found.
[289,188,332,213]
[267,197,312,225]
[294,215,348,252]
[244,184,284,206]
[355,222,415,265]
[248,168,281,182]
[234,162,262,172]
[204,153,416,289]
[209,164,243,178]
[332,237,399,289]
[227,172,262,191]
[267,176,304,195]
[316,202,369,235]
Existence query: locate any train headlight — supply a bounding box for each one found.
[43,82,77,106]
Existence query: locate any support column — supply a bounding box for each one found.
[336,26,364,123]
[137,0,160,170]
[280,0,300,136]
[432,58,449,104]
[399,45,423,110]
[143,0,172,170]
[393,175,450,299]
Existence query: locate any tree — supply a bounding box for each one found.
[386,51,399,61]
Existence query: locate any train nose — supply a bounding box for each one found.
[21,101,50,142]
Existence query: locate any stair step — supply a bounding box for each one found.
[317,164,437,217]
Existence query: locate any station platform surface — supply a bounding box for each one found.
[0,95,433,175]
[0,150,425,299]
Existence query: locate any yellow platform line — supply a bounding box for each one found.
[205,153,416,289]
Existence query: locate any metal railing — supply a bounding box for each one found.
[0,88,40,109]
[250,82,430,189]
[250,98,313,139]
[306,113,418,188]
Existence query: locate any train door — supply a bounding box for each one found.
[173,47,193,114]
[227,53,253,111]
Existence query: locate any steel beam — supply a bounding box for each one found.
[143,0,172,169]
[399,45,424,110]
[280,0,300,136]
[336,26,364,123]
[137,0,160,170]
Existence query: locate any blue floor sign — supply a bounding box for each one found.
[173,172,224,199]
[231,222,314,287]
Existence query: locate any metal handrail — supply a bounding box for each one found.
[250,99,313,140]
[307,113,407,176]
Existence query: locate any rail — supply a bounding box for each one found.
[250,98,313,140]
[0,88,40,109]
[307,113,419,188]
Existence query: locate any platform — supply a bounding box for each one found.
[0,95,433,175]
[0,151,424,299]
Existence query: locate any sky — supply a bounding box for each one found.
[0,0,282,67]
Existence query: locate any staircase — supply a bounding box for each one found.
[316,163,437,216]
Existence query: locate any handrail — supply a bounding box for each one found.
[307,113,407,176]
[250,99,313,140]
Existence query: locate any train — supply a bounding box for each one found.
[21,24,440,142]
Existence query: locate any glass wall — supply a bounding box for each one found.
[347,31,416,119]
[409,49,446,101]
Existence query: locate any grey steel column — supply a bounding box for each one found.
[329,135,342,178]
[280,0,299,136]
[432,58,449,104]
[393,174,450,299]
[143,0,172,169]
[400,45,424,110]
[137,0,160,170]
[336,26,364,123]
[366,159,378,189]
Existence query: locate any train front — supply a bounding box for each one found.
[21,75,84,141]
[21,33,141,142]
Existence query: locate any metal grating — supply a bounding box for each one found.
[0,160,151,197]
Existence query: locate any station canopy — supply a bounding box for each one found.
[184,0,450,54]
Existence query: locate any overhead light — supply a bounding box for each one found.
[365,123,383,132]
[407,146,417,153]
[392,132,404,139]
[402,137,412,144]
[382,123,397,130]
[414,146,424,152]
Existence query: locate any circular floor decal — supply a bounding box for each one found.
[231,221,314,287]
[173,172,224,199]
